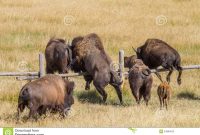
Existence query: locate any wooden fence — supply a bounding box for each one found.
[0,51,200,81]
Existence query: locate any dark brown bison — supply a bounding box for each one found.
[128,59,153,105]
[134,39,182,85]
[70,36,92,90]
[157,81,172,110]
[45,38,72,74]
[71,33,123,103]
[17,74,75,119]
[71,33,107,91]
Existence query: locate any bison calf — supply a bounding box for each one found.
[17,74,75,119]
[128,59,153,105]
[157,81,172,110]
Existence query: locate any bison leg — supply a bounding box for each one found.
[177,67,182,85]
[37,106,47,116]
[17,103,25,120]
[84,75,93,90]
[143,79,152,106]
[85,80,92,90]
[46,66,54,74]
[165,99,168,110]
[166,69,173,83]
[130,84,140,104]
[155,71,163,82]
[28,102,39,120]
[94,83,107,103]
[162,98,165,110]
[139,89,143,105]
[159,97,163,110]
[110,84,123,104]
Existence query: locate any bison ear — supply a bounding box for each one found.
[67,81,75,95]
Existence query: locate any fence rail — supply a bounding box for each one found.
[0,51,199,81]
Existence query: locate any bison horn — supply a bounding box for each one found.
[132,47,137,53]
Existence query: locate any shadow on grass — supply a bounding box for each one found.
[177,91,200,100]
[75,90,133,106]
[76,90,103,104]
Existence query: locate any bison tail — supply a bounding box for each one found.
[53,48,60,61]
[110,71,123,86]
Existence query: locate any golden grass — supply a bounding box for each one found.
[0,0,200,127]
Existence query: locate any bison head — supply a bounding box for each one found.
[124,55,137,68]
[64,81,75,114]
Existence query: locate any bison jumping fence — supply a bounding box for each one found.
[0,50,200,81]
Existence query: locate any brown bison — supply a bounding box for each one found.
[45,38,72,74]
[134,39,182,85]
[71,34,107,90]
[71,33,123,103]
[128,59,153,105]
[17,74,75,119]
[157,81,172,110]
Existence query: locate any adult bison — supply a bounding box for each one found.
[45,38,72,74]
[17,74,75,119]
[71,33,123,103]
[134,39,182,85]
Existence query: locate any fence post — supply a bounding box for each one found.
[119,50,124,82]
[39,53,45,78]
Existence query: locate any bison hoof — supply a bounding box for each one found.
[85,85,90,90]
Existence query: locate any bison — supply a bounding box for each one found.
[45,38,72,74]
[71,33,123,104]
[71,33,109,91]
[128,59,153,105]
[17,74,75,119]
[157,81,172,110]
[134,39,182,85]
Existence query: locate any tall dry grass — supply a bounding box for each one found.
[0,0,200,127]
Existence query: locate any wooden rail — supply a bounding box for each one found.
[0,51,199,81]
[0,72,38,76]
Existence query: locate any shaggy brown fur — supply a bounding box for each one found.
[17,74,75,119]
[71,33,123,103]
[71,33,111,91]
[71,33,106,63]
[45,37,72,74]
[124,55,137,68]
[47,38,66,47]
[135,39,182,85]
[157,81,172,110]
[128,59,153,105]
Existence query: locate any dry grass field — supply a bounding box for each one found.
[0,0,200,127]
